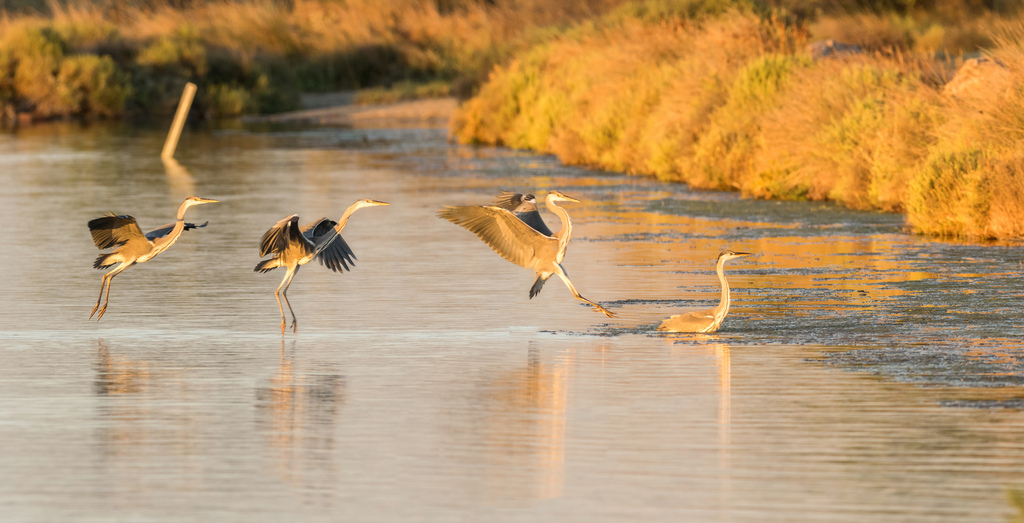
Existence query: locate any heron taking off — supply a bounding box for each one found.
[438,191,615,318]
[255,198,389,333]
[88,195,219,320]
[658,250,751,333]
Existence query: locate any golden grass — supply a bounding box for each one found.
[452,5,1024,239]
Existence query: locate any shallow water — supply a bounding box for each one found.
[1,121,1024,521]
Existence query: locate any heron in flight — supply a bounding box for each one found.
[438,191,615,318]
[658,250,751,333]
[255,198,390,333]
[88,196,219,320]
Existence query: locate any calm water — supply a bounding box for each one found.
[1,121,1024,521]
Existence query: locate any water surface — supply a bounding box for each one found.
[1,121,1023,521]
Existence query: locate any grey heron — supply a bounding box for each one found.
[658,250,751,333]
[438,190,615,318]
[255,198,390,333]
[88,195,219,320]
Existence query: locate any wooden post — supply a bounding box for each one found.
[161,82,197,159]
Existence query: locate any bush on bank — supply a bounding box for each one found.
[451,2,1024,239]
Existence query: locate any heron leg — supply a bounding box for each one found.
[279,266,300,333]
[553,264,616,318]
[274,267,294,334]
[94,263,131,321]
[90,272,110,319]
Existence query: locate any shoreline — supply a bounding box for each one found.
[243,93,458,128]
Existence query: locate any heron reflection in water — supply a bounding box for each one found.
[255,198,390,333]
[659,250,751,333]
[88,196,218,320]
[438,191,615,318]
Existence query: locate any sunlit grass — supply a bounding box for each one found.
[451,3,1024,239]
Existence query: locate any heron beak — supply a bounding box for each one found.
[735,252,752,257]
[368,200,390,206]
[552,192,579,203]
[195,197,219,204]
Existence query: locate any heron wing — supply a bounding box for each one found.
[438,205,553,269]
[88,213,148,250]
[301,218,357,273]
[492,191,554,236]
[492,191,526,211]
[514,208,554,237]
[259,214,313,258]
[145,221,209,241]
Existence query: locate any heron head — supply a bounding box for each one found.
[353,198,390,210]
[185,196,219,206]
[546,191,579,203]
[718,250,752,262]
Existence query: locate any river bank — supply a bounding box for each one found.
[245,92,457,128]
[449,9,1024,240]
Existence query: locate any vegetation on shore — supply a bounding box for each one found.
[0,0,625,120]
[5,0,1024,239]
[451,1,1024,239]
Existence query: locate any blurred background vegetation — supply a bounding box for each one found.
[3,0,1024,237]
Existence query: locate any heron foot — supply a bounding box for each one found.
[89,304,99,320]
[95,305,108,321]
[594,304,616,318]
[290,320,298,333]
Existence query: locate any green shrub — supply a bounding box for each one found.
[56,54,131,117]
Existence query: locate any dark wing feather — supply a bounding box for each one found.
[438,205,552,269]
[492,191,553,236]
[145,221,209,241]
[259,214,310,257]
[513,206,554,237]
[492,191,527,211]
[88,213,147,250]
[302,218,357,273]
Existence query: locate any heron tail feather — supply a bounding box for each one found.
[529,275,547,299]
[93,253,117,269]
[254,257,282,273]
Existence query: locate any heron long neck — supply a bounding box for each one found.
[314,202,362,253]
[546,197,573,251]
[152,200,192,252]
[712,257,731,325]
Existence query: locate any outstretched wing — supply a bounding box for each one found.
[492,191,554,237]
[259,214,312,258]
[438,205,554,269]
[145,221,209,241]
[492,191,528,211]
[88,213,148,250]
[301,218,357,273]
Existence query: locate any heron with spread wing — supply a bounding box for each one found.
[255,198,390,333]
[88,196,219,320]
[658,250,751,333]
[438,191,615,318]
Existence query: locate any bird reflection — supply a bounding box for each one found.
[482,341,568,501]
[254,340,344,493]
[94,338,151,395]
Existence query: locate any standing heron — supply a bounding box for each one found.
[658,250,751,333]
[88,195,219,320]
[255,198,390,333]
[438,190,615,318]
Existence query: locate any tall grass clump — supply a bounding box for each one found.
[453,8,805,182]
[0,0,637,120]
[905,25,1024,238]
[452,0,1024,239]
